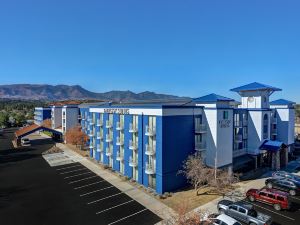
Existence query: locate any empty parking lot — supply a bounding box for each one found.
[0,128,161,225]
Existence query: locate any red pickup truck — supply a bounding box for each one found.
[246,188,290,211]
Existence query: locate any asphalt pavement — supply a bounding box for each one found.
[0,128,161,225]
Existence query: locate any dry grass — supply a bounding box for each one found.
[66,144,89,157]
[43,146,63,154]
[160,186,220,212]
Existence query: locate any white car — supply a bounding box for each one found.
[209,214,242,225]
[21,138,31,146]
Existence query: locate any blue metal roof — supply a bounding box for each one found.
[230,82,282,92]
[270,99,296,105]
[259,140,287,152]
[192,93,234,103]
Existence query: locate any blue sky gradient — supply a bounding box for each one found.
[0,0,299,101]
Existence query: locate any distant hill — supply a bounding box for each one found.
[0,84,190,102]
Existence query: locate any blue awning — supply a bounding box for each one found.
[259,140,287,152]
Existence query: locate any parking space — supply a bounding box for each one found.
[242,192,300,225]
[54,162,161,225]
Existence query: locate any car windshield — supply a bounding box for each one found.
[23,138,29,141]
[248,209,257,217]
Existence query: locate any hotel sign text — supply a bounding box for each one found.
[104,108,130,114]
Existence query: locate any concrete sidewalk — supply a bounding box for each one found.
[56,143,176,224]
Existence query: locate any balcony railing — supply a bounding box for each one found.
[106,134,112,142]
[89,120,95,126]
[233,148,247,157]
[129,156,137,167]
[145,126,156,136]
[195,124,207,133]
[145,162,155,175]
[106,120,113,129]
[89,131,94,137]
[234,134,243,143]
[116,137,124,146]
[96,120,103,127]
[195,142,206,151]
[129,140,138,150]
[234,121,243,127]
[145,144,156,156]
[129,123,138,133]
[96,144,102,152]
[96,132,103,140]
[89,143,94,149]
[116,151,123,161]
[105,147,112,157]
[116,122,123,131]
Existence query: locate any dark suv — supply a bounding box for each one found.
[246,188,290,211]
[265,178,300,196]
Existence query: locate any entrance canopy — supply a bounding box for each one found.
[15,124,62,139]
[259,140,287,152]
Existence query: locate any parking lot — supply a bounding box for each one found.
[240,194,300,225]
[54,162,161,225]
[0,128,161,225]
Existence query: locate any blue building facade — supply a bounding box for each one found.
[79,104,204,194]
[34,107,51,125]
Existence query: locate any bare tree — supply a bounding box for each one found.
[42,119,52,128]
[178,153,214,195]
[179,153,239,196]
[65,125,89,148]
[163,200,211,225]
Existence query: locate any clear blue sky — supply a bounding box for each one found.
[0,0,299,102]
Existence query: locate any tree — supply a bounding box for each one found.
[163,200,210,225]
[65,125,89,148]
[179,153,239,196]
[178,153,214,195]
[14,113,26,126]
[42,119,52,128]
[0,112,9,128]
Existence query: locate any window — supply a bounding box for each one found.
[223,111,229,120]
[229,205,238,211]
[259,192,267,197]
[239,207,246,214]
[277,196,284,201]
[267,194,275,199]
[263,114,269,139]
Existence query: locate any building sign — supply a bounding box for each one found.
[219,119,231,128]
[103,108,130,114]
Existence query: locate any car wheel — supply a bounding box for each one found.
[274,204,281,211]
[267,183,273,189]
[248,195,255,202]
[289,190,296,196]
[219,209,225,214]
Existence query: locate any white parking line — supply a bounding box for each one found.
[290,196,300,201]
[107,208,148,225]
[87,192,123,205]
[60,168,87,175]
[69,175,98,184]
[74,180,105,190]
[96,200,134,214]
[64,171,93,179]
[80,186,114,197]
[56,164,82,171]
[242,200,295,221]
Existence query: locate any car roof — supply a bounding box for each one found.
[233,201,253,209]
[216,214,239,224]
[260,188,289,196]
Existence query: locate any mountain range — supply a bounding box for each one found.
[0,84,189,102]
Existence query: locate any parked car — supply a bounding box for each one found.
[21,138,31,146]
[272,171,300,185]
[208,214,242,225]
[246,188,290,211]
[217,200,272,225]
[265,178,300,196]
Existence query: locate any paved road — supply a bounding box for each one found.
[0,128,161,225]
